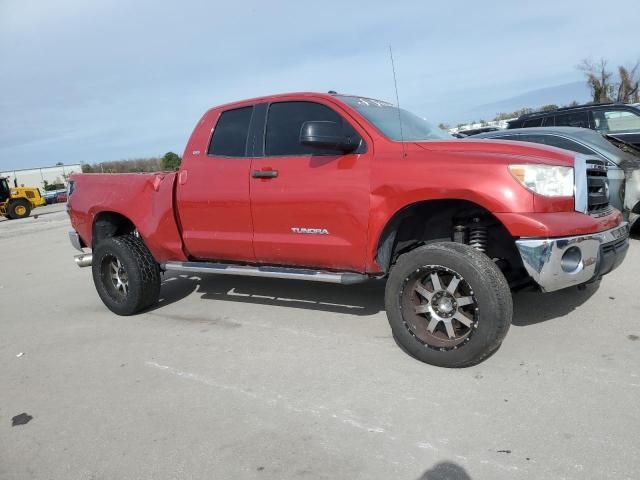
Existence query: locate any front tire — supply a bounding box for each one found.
[385,242,512,368]
[92,235,161,315]
[8,199,31,219]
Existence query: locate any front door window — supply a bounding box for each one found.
[593,110,640,132]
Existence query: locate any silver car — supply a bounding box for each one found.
[473,127,640,229]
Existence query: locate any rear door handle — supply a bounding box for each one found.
[252,170,278,179]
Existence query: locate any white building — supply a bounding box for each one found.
[1,164,82,190]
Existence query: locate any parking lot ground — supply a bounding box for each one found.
[1,210,639,480]
[0,202,68,223]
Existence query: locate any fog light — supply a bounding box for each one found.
[561,246,583,273]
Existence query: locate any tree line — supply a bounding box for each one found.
[81,152,181,173]
[579,58,639,104]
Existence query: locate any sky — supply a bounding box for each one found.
[0,0,638,170]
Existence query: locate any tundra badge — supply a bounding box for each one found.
[291,227,330,235]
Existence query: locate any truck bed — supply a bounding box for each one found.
[68,172,186,262]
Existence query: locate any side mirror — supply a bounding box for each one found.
[299,121,358,153]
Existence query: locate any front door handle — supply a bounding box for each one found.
[252,170,278,179]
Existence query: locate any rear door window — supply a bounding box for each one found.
[554,111,589,128]
[522,118,543,127]
[513,135,546,147]
[488,135,521,141]
[542,116,555,127]
[208,106,254,157]
[535,135,596,155]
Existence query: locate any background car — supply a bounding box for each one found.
[507,103,640,148]
[472,126,640,229]
[454,126,500,137]
[43,188,68,204]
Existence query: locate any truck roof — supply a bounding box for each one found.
[207,92,341,113]
[204,91,389,114]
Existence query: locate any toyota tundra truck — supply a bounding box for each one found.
[67,92,630,367]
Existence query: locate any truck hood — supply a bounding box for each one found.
[413,139,575,167]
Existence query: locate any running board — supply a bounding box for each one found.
[161,261,369,285]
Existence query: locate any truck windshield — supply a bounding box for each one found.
[337,95,451,141]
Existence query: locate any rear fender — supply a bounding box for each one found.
[70,173,186,262]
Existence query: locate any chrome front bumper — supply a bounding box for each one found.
[515,223,630,292]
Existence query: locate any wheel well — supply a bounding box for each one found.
[92,212,136,247]
[375,199,528,285]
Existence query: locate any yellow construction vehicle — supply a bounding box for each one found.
[0,177,46,219]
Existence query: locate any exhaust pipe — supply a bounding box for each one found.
[74,253,93,268]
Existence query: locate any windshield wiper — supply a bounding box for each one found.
[603,134,640,170]
[604,133,640,155]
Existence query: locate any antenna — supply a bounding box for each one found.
[389,45,406,157]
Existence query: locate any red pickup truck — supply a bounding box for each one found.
[67,92,630,367]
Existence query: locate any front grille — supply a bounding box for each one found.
[586,159,609,215]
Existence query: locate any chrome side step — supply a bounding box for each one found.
[161,261,369,285]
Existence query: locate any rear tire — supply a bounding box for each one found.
[385,242,512,368]
[92,235,161,315]
[8,199,31,219]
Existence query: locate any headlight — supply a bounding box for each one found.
[509,164,574,197]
